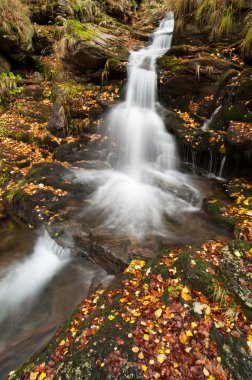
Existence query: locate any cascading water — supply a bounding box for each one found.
[202,106,222,131]
[76,12,202,239]
[0,230,69,324]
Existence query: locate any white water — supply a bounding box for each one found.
[0,231,70,324]
[74,12,202,238]
[202,106,222,131]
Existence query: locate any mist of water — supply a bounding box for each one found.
[0,231,70,324]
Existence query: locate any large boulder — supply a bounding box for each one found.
[103,0,137,23]
[27,0,70,24]
[58,20,128,71]
[0,0,34,62]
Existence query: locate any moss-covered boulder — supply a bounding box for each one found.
[3,162,74,226]
[0,0,34,62]
[57,20,128,71]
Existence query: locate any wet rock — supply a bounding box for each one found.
[89,230,131,273]
[3,162,83,226]
[220,242,252,319]
[227,121,252,163]
[211,328,252,380]
[73,160,110,170]
[53,141,83,161]
[49,98,68,137]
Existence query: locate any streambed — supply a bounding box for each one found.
[0,222,108,378]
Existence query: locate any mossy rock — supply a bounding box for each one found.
[0,0,34,62]
[59,21,129,71]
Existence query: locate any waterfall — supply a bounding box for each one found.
[75,12,202,239]
[202,106,222,131]
[218,155,226,178]
[0,230,70,324]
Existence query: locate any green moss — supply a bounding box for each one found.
[206,200,237,230]
[157,55,177,69]
[65,20,99,41]
[176,249,215,293]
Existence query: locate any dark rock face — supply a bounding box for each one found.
[28,0,70,24]
[49,99,68,137]
[33,31,53,56]
[66,43,110,71]
[0,54,11,73]
[227,122,252,163]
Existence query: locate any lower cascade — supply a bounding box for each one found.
[0,231,70,324]
[76,12,201,238]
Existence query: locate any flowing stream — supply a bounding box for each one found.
[76,12,202,239]
[0,225,107,378]
[0,13,233,378]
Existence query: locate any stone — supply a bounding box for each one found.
[59,21,128,72]
[49,98,68,137]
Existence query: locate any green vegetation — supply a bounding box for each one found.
[165,0,252,57]
[0,72,22,103]
[0,0,33,45]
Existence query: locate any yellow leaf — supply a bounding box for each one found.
[181,292,192,301]
[132,346,139,353]
[108,315,115,321]
[155,308,163,318]
[185,347,192,353]
[30,373,38,380]
[182,287,190,293]
[138,351,144,359]
[157,354,166,364]
[215,321,224,329]
[247,334,252,341]
[186,330,193,337]
[38,373,46,380]
[191,322,197,328]
[207,376,215,380]
[173,363,179,368]
[142,364,148,372]
[179,331,188,344]
[203,367,210,376]
[143,334,149,341]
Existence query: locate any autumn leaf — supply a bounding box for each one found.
[154,308,163,318]
[157,354,166,364]
[179,331,188,344]
[142,364,148,372]
[132,346,139,353]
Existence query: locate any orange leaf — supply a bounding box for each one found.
[179,331,188,344]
